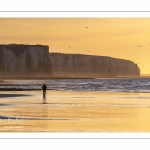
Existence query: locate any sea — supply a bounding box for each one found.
[1,78,150,93]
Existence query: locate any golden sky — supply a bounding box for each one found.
[0,18,150,74]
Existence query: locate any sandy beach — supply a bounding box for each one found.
[0,90,150,132]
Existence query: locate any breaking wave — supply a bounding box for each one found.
[1,78,150,93]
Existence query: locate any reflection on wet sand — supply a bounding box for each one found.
[0,94,31,97]
[43,97,46,104]
[0,90,150,132]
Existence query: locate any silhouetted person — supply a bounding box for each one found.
[42,84,47,98]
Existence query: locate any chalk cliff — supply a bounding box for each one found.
[49,53,140,78]
[0,44,51,76]
[0,44,140,78]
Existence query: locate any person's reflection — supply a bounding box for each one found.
[42,97,48,130]
[43,97,46,104]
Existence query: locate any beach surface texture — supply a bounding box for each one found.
[0,78,150,132]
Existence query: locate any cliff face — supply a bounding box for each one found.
[49,53,140,77]
[0,44,51,76]
[0,45,140,78]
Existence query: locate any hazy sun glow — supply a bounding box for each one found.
[0,18,150,74]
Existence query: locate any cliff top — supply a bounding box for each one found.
[0,44,49,47]
[49,52,136,64]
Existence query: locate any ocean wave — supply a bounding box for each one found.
[0,78,150,93]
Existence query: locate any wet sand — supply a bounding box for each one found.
[0,90,150,132]
[0,94,31,97]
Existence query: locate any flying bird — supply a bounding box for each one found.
[138,45,142,47]
[68,46,71,48]
[85,27,88,28]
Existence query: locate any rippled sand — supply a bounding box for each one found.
[0,90,150,132]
